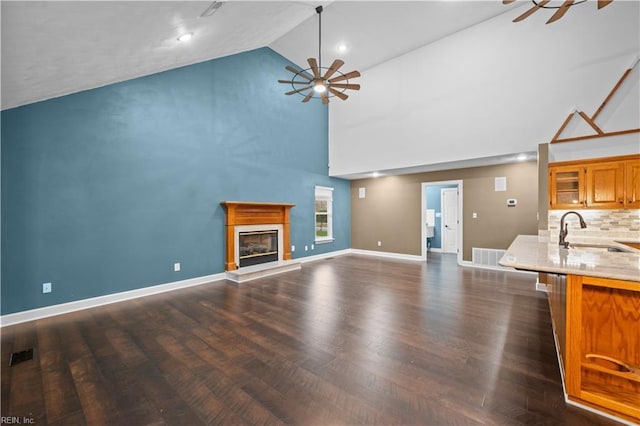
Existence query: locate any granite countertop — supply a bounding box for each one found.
[499,235,640,282]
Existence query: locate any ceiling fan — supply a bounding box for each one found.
[505,0,614,24]
[278,6,361,104]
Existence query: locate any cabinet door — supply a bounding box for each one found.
[584,161,624,209]
[626,159,640,209]
[565,275,640,422]
[549,165,584,209]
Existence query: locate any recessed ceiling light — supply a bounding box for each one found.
[337,43,348,53]
[177,32,193,42]
[517,154,528,161]
[372,172,380,178]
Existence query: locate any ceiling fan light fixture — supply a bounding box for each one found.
[278,5,361,104]
[313,81,327,93]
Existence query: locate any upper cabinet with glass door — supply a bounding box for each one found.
[549,154,640,210]
[549,164,584,209]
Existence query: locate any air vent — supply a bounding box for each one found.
[472,248,508,270]
[9,348,33,366]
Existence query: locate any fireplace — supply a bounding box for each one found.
[238,229,279,267]
[220,201,295,271]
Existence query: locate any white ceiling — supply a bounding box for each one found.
[1,1,524,111]
[271,1,523,73]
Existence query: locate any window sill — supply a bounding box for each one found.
[315,238,335,244]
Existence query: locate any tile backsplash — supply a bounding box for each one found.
[548,209,640,240]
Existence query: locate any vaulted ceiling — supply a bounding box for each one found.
[1,1,524,110]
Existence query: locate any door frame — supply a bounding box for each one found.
[421,180,463,264]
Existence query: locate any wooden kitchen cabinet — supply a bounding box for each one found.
[549,165,584,209]
[563,275,640,423]
[626,158,640,209]
[584,161,625,208]
[549,154,640,210]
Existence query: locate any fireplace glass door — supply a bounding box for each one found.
[238,230,278,267]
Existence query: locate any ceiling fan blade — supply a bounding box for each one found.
[547,0,575,24]
[328,87,348,101]
[278,80,311,85]
[321,92,329,105]
[285,86,312,96]
[286,65,313,81]
[302,91,315,103]
[503,0,517,3]
[322,59,345,81]
[328,70,361,83]
[513,0,550,22]
[308,58,320,78]
[329,83,360,90]
[597,0,613,9]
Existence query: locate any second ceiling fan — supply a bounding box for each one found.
[505,0,614,24]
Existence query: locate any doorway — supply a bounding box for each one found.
[421,180,463,264]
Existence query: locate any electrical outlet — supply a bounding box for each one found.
[472,212,478,219]
[42,282,52,294]
[377,241,382,247]
[174,262,181,272]
[291,245,295,252]
[311,244,314,250]
[305,245,308,251]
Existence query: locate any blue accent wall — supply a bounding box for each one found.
[1,47,350,315]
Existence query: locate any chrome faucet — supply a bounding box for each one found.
[559,211,587,248]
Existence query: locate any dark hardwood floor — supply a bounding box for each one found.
[1,253,620,425]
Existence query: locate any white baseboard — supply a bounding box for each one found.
[0,247,541,327]
[0,248,355,327]
[0,272,226,327]
[296,249,352,263]
[350,249,425,262]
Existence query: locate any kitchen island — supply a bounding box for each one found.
[500,235,640,425]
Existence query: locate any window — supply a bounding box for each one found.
[314,186,333,242]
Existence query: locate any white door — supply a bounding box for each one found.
[441,188,459,253]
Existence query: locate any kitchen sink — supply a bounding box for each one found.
[568,242,634,253]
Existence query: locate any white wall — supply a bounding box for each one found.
[328,1,640,178]
[548,133,639,163]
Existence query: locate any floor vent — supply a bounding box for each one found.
[472,248,508,269]
[9,348,34,366]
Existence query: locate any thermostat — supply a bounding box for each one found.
[507,198,517,207]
